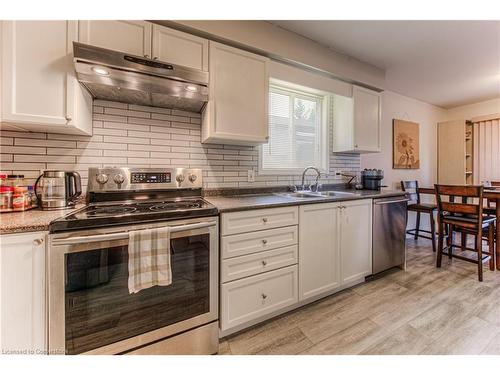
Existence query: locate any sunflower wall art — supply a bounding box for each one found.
[393,119,420,169]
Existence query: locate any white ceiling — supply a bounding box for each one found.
[270,21,500,108]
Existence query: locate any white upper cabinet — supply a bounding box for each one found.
[333,86,381,153]
[202,41,269,145]
[0,232,47,354]
[78,20,152,57]
[151,24,208,71]
[339,199,372,284]
[1,21,92,135]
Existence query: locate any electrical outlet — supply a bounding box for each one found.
[247,169,255,183]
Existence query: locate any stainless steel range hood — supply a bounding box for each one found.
[73,42,209,112]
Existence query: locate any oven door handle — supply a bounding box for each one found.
[51,221,217,245]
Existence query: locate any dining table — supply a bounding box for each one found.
[418,186,500,270]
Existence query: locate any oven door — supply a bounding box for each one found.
[48,217,218,355]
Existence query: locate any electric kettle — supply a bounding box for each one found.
[34,171,82,210]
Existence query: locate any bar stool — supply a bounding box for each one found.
[435,184,496,282]
[401,180,438,252]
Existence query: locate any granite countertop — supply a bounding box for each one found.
[0,205,83,235]
[0,188,406,235]
[205,188,406,213]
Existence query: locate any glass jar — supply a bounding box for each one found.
[28,186,37,208]
[7,174,25,188]
[12,186,26,211]
[0,186,14,212]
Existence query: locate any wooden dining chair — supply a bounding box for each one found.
[435,184,496,282]
[401,180,438,252]
[485,181,500,214]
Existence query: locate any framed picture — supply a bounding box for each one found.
[393,119,420,169]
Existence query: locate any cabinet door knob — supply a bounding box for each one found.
[262,260,267,266]
[261,293,267,300]
[33,238,44,245]
[65,115,72,122]
[144,54,150,58]
[354,144,358,148]
[153,57,158,60]
[262,239,267,245]
[262,218,268,223]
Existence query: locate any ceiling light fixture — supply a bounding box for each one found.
[91,66,110,76]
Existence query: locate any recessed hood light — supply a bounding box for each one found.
[185,85,198,92]
[91,66,110,76]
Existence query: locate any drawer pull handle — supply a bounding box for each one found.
[33,238,44,245]
[262,260,267,266]
[261,293,267,300]
[262,218,268,223]
[262,239,268,245]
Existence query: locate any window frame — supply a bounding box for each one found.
[259,80,330,175]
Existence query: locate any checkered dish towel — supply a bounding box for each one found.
[128,227,172,294]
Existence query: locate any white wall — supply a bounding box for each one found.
[361,91,447,231]
[361,91,447,190]
[446,97,500,120]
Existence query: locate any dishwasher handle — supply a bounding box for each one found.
[373,198,409,205]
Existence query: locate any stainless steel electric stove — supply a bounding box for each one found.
[48,167,219,355]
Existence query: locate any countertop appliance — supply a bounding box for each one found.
[34,170,82,210]
[48,167,219,355]
[361,169,385,190]
[73,42,209,112]
[372,196,408,274]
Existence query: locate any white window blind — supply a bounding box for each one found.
[260,84,329,174]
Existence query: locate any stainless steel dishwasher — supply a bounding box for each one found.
[372,196,409,274]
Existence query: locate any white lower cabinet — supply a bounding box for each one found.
[221,265,298,331]
[299,199,372,301]
[340,199,373,284]
[220,207,299,334]
[0,232,47,354]
[221,245,298,283]
[220,200,373,336]
[299,203,341,301]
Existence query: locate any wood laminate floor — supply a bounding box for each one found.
[218,238,500,355]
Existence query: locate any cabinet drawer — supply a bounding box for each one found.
[221,225,298,259]
[221,265,298,330]
[221,245,298,282]
[221,206,298,236]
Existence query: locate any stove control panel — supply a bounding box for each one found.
[87,167,203,192]
[131,172,171,184]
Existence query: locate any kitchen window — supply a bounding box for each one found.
[259,81,330,175]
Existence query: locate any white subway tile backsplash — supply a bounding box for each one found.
[14,155,76,163]
[105,107,151,119]
[2,146,46,154]
[1,154,13,162]
[0,99,360,188]
[0,137,14,145]
[128,117,171,127]
[93,128,128,136]
[15,138,77,148]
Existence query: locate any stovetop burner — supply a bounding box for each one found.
[50,198,218,232]
[86,206,139,217]
[148,201,203,211]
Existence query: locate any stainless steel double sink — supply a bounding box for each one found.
[277,190,361,199]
